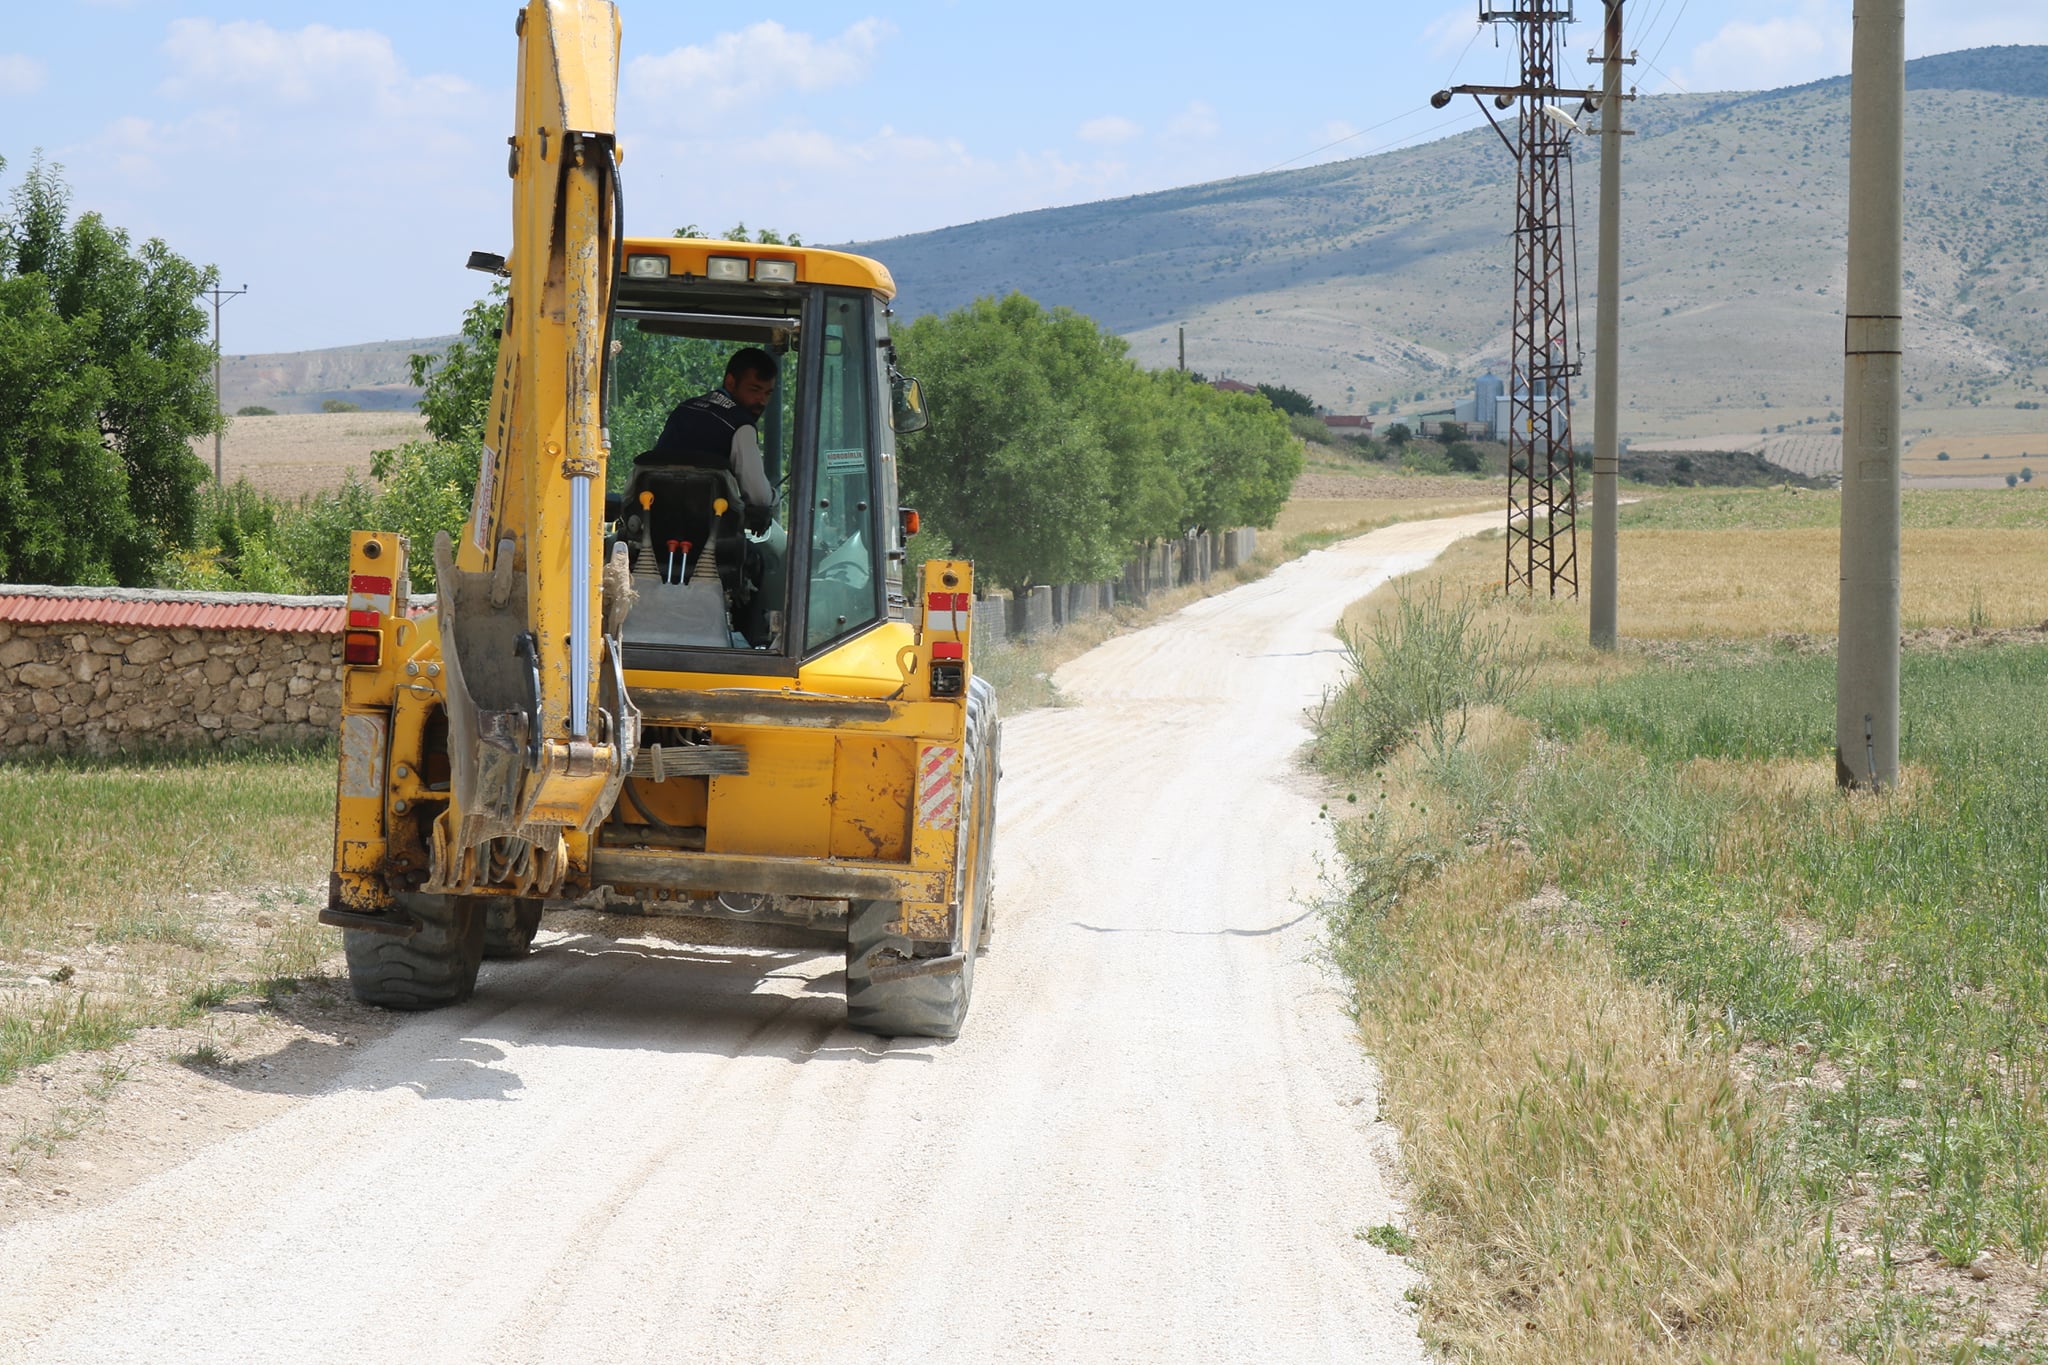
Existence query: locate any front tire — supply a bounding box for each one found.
[344,892,485,1010]
[482,897,544,960]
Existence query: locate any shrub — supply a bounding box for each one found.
[235,405,276,417]
[1312,583,1530,775]
[319,399,360,414]
[1289,412,1333,446]
[1401,444,1453,476]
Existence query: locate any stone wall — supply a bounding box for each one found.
[0,620,342,756]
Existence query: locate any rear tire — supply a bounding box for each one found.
[844,688,999,1038]
[344,892,485,1010]
[482,897,544,960]
[844,897,975,1040]
[967,678,1001,951]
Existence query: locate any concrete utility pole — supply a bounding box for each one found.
[1178,325,1186,373]
[1588,0,1627,650]
[203,283,249,485]
[1837,0,1906,789]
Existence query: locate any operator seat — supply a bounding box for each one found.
[621,465,750,602]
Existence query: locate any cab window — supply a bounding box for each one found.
[805,294,882,651]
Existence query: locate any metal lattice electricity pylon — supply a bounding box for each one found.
[1438,3,1597,597]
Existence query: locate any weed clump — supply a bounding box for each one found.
[1313,583,1530,775]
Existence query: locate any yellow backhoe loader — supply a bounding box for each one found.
[319,0,999,1038]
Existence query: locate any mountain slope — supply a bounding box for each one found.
[848,46,2048,437]
[221,336,453,414]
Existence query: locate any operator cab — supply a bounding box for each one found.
[605,238,927,676]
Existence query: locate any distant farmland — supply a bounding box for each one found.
[188,411,428,497]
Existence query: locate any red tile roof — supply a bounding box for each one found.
[0,587,436,635]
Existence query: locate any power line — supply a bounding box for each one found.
[1638,55,1687,94]
[1250,15,1508,178]
[1642,0,1690,80]
[1256,103,1441,175]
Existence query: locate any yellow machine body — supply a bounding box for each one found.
[323,1,998,1036]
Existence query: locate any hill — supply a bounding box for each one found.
[845,46,2048,442]
[221,335,453,415]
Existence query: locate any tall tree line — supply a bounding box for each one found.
[894,293,1299,593]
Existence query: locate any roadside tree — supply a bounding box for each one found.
[895,294,1133,592]
[0,155,218,585]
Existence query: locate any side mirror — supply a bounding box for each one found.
[890,373,929,435]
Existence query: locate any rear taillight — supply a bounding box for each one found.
[344,630,382,667]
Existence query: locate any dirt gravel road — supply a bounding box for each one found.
[0,514,1498,1365]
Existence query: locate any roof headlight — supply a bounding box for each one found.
[625,254,670,279]
[754,259,797,284]
[706,255,749,282]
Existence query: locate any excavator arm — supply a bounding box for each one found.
[429,0,638,896]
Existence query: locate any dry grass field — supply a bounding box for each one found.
[187,412,428,498]
[1904,427,2048,483]
[1350,524,2048,641]
[1273,494,1498,541]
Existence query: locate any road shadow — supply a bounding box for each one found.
[201,921,944,1104]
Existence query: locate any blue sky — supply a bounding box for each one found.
[4,1,2043,352]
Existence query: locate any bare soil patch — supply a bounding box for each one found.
[1,965,394,1228]
[186,411,428,498]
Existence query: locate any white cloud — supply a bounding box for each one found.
[628,20,889,114]
[1166,100,1220,140]
[1678,7,1852,93]
[0,52,46,97]
[158,19,476,117]
[1078,115,1142,145]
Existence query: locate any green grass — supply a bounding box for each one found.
[0,995,141,1085]
[1315,620,2048,1357]
[0,746,337,1084]
[0,745,335,951]
[1619,486,2048,532]
[1510,646,2048,1276]
[1357,1223,1415,1255]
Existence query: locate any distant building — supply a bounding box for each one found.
[1210,379,1258,395]
[1451,373,1561,441]
[1453,374,1506,434]
[1322,415,1373,435]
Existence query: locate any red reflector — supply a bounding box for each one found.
[344,630,382,666]
[348,609,381,628]
[350,574,394,595]
[932,642,964,660]
[905,510,921,535]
